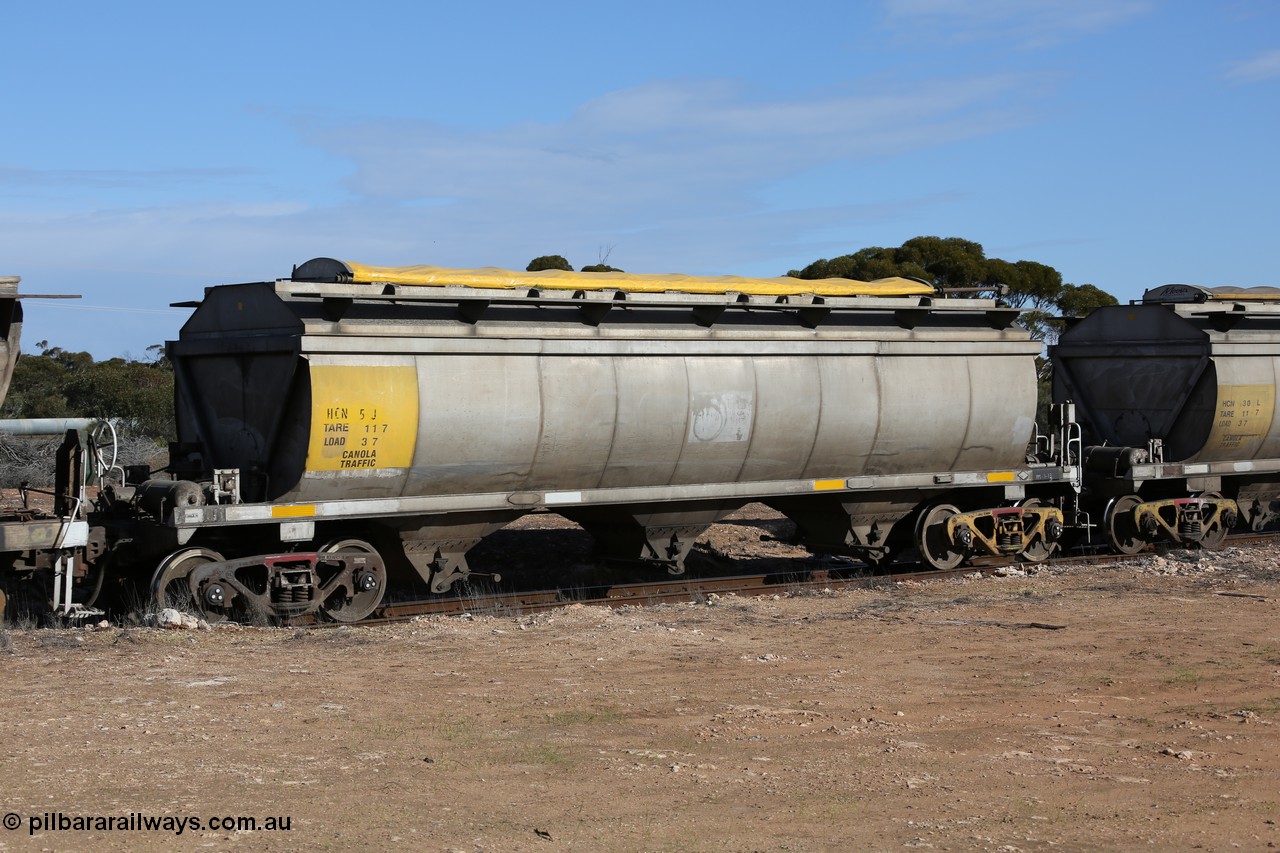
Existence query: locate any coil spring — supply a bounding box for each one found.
[1179,519,1202,540]
[272,586,304,604]
[997,532,1023,550]
[272,573,315,604]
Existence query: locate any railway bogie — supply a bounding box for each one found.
[148,539,388,624]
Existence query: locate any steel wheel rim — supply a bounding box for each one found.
[1104,495,1145,555]
[317,538,387,623]
[915,504,964,571]
[149,548,225,617]
[1197,493,1230,550]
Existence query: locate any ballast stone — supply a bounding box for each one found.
[152,608,210,631]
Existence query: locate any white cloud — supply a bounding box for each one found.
[1225,48,1280,82]
[0,166,253,190]
[294,75,1028,269]
[882,0,1152,47]
[3,72,1042,354]
[319,76,1029,197]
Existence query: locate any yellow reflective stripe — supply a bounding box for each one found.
[813,479,846,491]
[986,472,1016,483]
[272,505,315,518]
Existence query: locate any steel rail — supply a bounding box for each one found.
[338,532,1275,627]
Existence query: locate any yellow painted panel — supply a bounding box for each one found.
[306,365,419,472]
[1203,383,1276,454]
[985,471,1016,483]
[272,505,315,518]
[813,478,846,491]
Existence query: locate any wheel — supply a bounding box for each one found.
[914,504,965,571]
[1016,499,1057,564]
[88,419,121,480]
[317,538,387,623]
[150,548,226,618]
[1104,495,1146,555]
[74,554,107,609]
[44,551,108,613]
[1197,493,1231,551]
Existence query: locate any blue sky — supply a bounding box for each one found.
[2,0,1277,357]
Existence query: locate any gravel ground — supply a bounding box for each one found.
[1,510,1279,852]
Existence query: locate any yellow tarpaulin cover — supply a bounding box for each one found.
[1201,286,1280,301]
[337,260,935,298]
[1143,283,1280,303]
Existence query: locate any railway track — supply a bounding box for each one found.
[346,533,1275,626]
